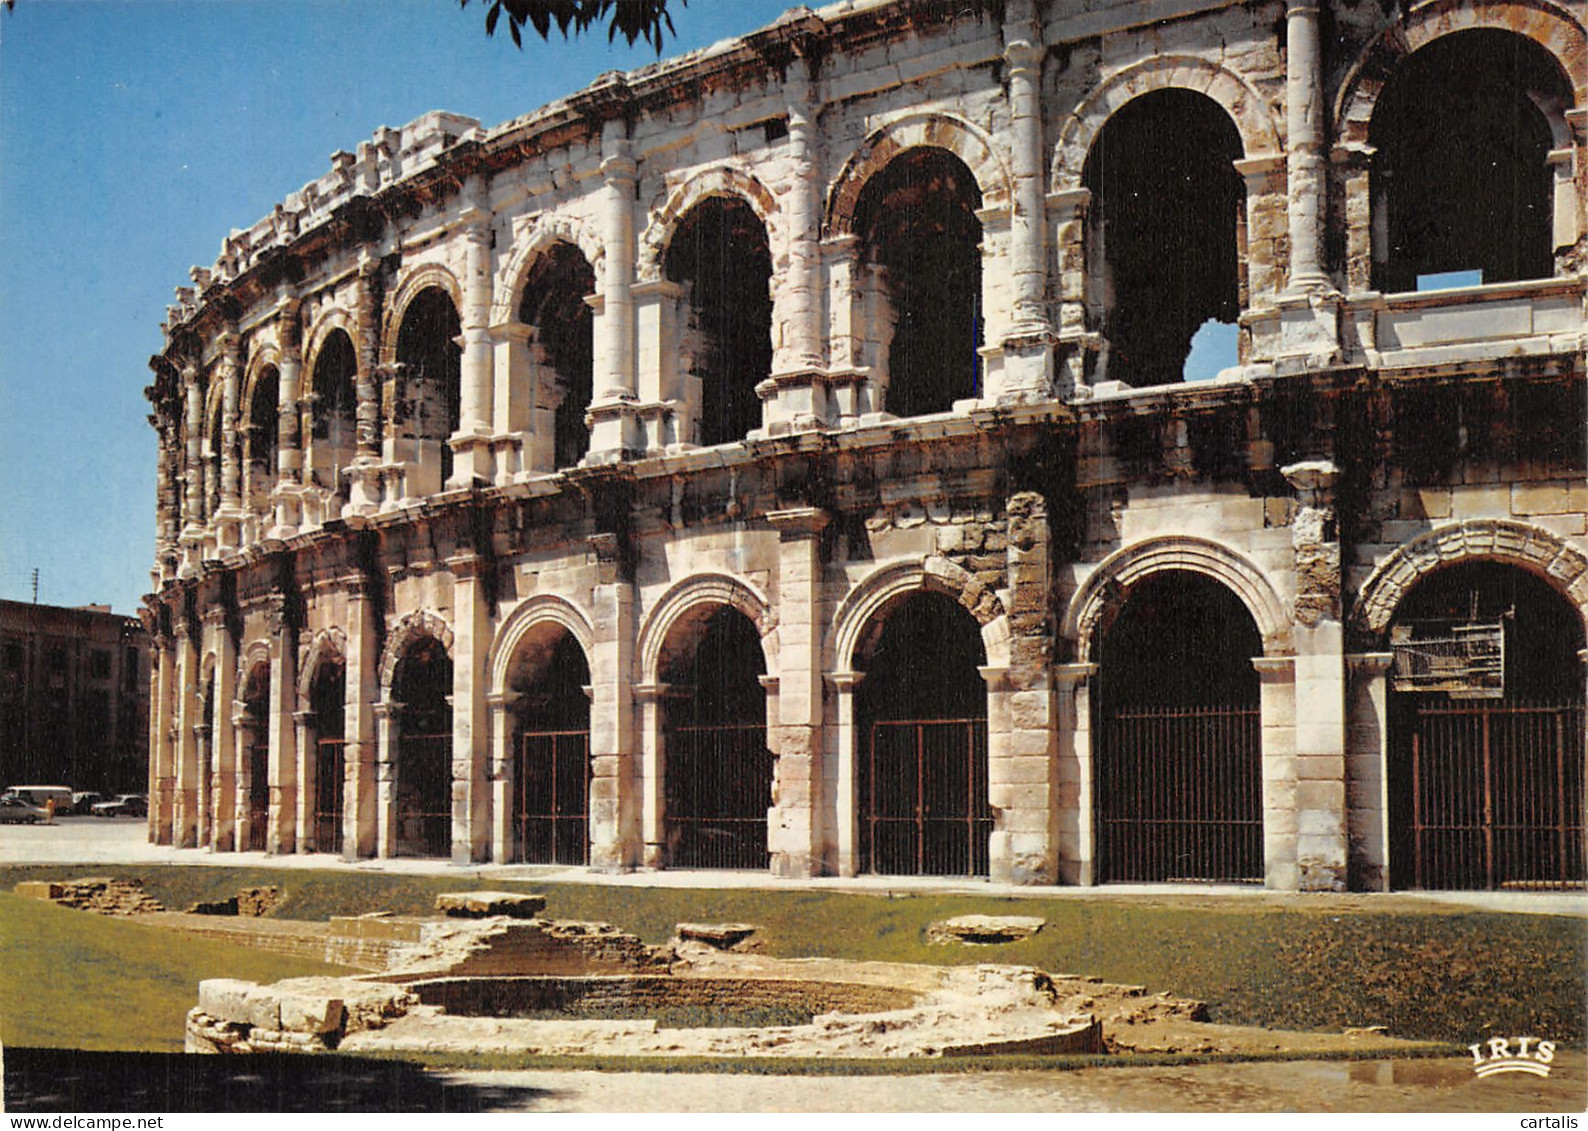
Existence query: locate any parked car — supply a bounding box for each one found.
[91,794,147,818]
[0,795,49,823]
[71,791,105,815]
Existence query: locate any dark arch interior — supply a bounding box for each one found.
[665,197,772,447]
[513,631,592,864]
[393,636,453,858]
[519,244,596,469]
[396,288,463,484]
[663,606,771,869]
[1097,571,1261,709]
[247,365,279,504]
[855,591,990,876]
[310,330,358,493]
[1095,571,1263,882]
[1387,562,1585,890]
[855,147,983,417]
[241,665,270,851]
[1371,30,1564,293]
[1083,89,1243,387]
[309,661,346,854]
[206,403,223,517]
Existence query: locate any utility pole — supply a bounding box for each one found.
[31,568,38,604]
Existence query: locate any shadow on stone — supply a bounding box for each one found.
[2,1047,553,1113]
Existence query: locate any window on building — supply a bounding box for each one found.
[519,243,596,470]
[396,288,463,484]
[310,330,358,496]
[89,649,111,680]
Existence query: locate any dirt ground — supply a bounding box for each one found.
[435,1051,1588,1113]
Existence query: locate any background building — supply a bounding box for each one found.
[143,0,1585,891]
[0,599,151,792]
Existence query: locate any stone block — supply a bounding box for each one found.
[435,891,548,918]
[278,990,346,1035]
[1296,780,1345,813]
[1009,690,1054,730]
[1297,808,1345,839]
[1512,482,1588,517]
[242,986,282,1031]
[198,978,258,1025]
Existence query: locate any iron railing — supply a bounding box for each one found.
[246,742,269,851]
[517,729,590,865]
[666,723,772,870]
[313,737,346,854]
[1098,703,1262,882]
[1409,700,1584,890]
[397,732,452,858]
[865,718,990,877]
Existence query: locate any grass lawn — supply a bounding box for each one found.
[0,892,355,1051]
[0,864,1580,1051]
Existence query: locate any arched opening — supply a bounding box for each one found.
[241,663,270,853]
[854,148,983,417]
[309,658,346,855]
[854,591,990,876]
[1094,571,1263,882]
[519,243,596,470]
[1386,562,1584,890]
[309,330,358,500]
[392,636,453,858]
[664,197,772,447]
[1083,90,1243,386]
[508,630,591,864]
[660,606,772,869]
[396,288,463,486]
[245,365,279,514]
[1370,30,1567,293]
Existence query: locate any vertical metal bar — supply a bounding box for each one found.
[915,721,924,876]
[1557,708,1567,886]
[1481,705,1494,890]
[1412,722,1423,889]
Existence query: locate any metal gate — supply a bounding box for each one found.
[666,723,772,869]
[313,738,345,854]
[247,742,269,851]
[397,732,451,858]
[865,719,990,877]
[1408,700,1584,890]
[517,729,590,865]
[1098,703,1262,882]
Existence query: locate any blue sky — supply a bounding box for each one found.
[0,0,794,616]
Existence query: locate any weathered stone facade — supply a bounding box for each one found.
[144,0,1587,892]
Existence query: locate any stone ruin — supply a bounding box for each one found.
[185,891,1119,1059]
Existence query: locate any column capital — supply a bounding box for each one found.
[486,691,521,712]
[824,670,864,691]
[1252,655,1298,682]
[633,682,673,703]
[1052,662,1098,686]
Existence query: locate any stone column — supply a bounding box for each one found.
[826,671,863,877]
[148,637,175,843]
[995,490,1058,884]
[173,619,199,848]
[270,294,305,539]
[585,122,641,462]
[343,575,379,859]
[266,604,298,855]
[1285,0,1330,293]
[214,331,244,551]
[450,552,491,863]
[1253,655,1299,890]
[348,253,384,515]
[1333,143,1377,295]
[487,691,520,863]
[1283,459,1346,891]
[152,420,179,583]
[588,533,638,869]
[373,700,399,859]
[995,0,1055,402]
[1053,662,1097,885]
[763,72,830,434]
[180,365,205,576]
[1048,188,1099,394]
[449,182,495,486]
[231,705,255,851]
[211,620,237,852]
[766,507,829,877]
[1345,652,1393,891]
[294,709,315,852]
[635,682,668,869]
